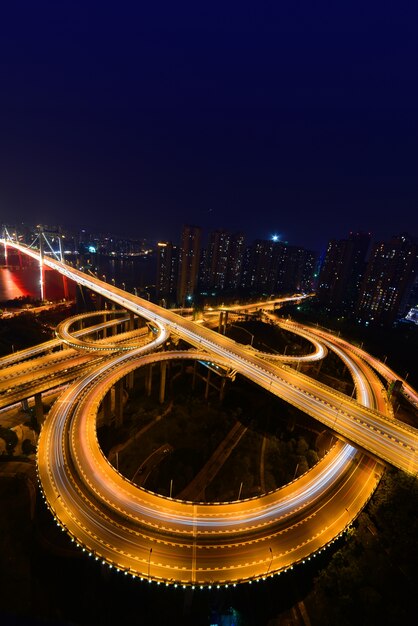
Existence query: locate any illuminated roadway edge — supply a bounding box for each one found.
[37,343,382,585]
[39,292,380,584]
[55,309,152,352]
[2,240,417,585]
[0,314,134,368]
[3,239,418,474]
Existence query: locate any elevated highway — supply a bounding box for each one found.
[0,312,164,410]
[2,239,416,473]
[38,345,383,584]
[2,237,418,585]
[0,313,132,368]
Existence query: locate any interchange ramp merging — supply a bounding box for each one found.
[2,239,417,473]
[38,347,382,584]
[2,238,418,586]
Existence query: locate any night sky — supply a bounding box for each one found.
[0,1,417,252]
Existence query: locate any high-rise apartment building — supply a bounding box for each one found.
[202,230,230,290]
[317,232,371,311]
[202,230,245,291]
[241,239,283,293]
[239,246,253,292]
[276,245,317,294]
[225,233,245,290]
[156,241,179,305]
[159,228,315,303]
[240,239,315,295]
[356,234,418,326]
[177,225,201,305]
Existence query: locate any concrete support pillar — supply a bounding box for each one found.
[112,315,117,336]
[299,360,307,372]
[205,370,211,401]
[219,377,227,403]
[159,362,167,404]
[146,364,153,397]
[192,361,197,390]
[114,380,124,427]
[21,398,29,412]
[34,393,44,424]
[222,311,229,334]
[218,311,223,333]
[129,312,135,331]
[103,390,112,424]
[103,312,108,338]
[127,371,134,390]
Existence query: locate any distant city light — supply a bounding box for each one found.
[88,245,96,253]
[272,234,279,242]
[405,308,418,325]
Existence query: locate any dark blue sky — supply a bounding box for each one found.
[0,1,417,252]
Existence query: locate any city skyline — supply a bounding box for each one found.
[3,221,417,329]
[3,218,417,257]
[1,3,417,251]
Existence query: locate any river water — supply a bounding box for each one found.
[0,252,157,303]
